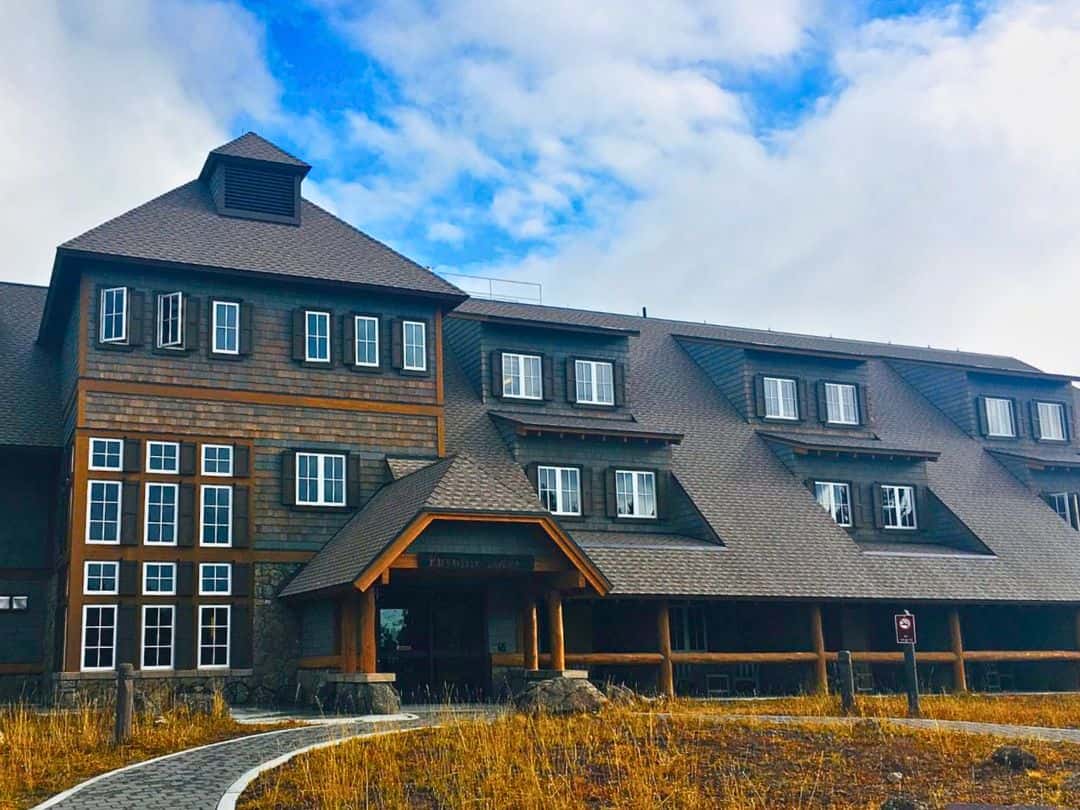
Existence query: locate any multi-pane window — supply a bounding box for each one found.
[82,605,116,671]
[984,397,1015,437]
[142,606,174,670]
[144,483,178,545]
[200,486,232,546]
[615,470,657,519]
[824,383,859,425]
[1038,402,1067,441]
[763,376,798,420]
[201,445,233,476]
[146,441,179,474]
[880,484,917,530]
[354,316,379,367]
[143,562,177,595]
[89,437,123,471]
[86,481,122,543]
[575,360,615,405]
[198,606,230,669]
[305,310,330,363]
[537,466,581,516]
[99,287,127,343]
[670,603,707,652]
[84,561,119,595]
[156,291,183,349]
[814,481,853,527]
[1047,492,1080,530]
[403,320,426,371]
[212,301,239,355]
[502,353,542,399]
[295,452,346,506]
[199,563,231,595]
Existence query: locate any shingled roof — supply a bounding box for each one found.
[205,131,310,170]
[0,284,61,448]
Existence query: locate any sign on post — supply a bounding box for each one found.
[894,611,920,718]
[894,612,917,645]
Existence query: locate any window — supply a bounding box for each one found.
[86,481,122,544]
[670,603,707,652]
[575,360,615,405]
[295,452,346,506]
[142,606,174,670]
[984,397,1015,437]
[1038,401,1067,441]
[824,383,859,425]
[880,484,917,530]
[537,466,581,516]
[305,310,330,363]
[201,445,233,477]
[502,352,542,399]
[354,316,379,367]
[146,441,179,474]
[199,563,232,595]
[212,301,239,355]
[82,605,116,671]
[763,376,798,420]
[144,483,178,545]
[1047,492,1080,530]
[84,561,119,595]
[198,605,230,669]
[89,438,123,471]
[200,485,232,546]
[814,482,853,527]
[615,470,657,519]
[143,562,177,595]
[156,291,183,349]
[99,287,127,343]
[403,320,426,371]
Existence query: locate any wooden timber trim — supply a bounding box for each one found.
[298,655,342,670]
[0,663,45,675]
[656,601,674,698]
[949,607,967,692]
[64,432,90,671]
[809,604,828,695]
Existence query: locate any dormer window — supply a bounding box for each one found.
[814,481,852,527]
[100,287,127,343]
[1047,492,1080,529]
[403,320,427,371]
[502,352,542,399]
[984,397,1016,438]
[156,292,184,349]
[823,383,859,425]
[575,360,614,406]
[879,484,917,530]
[1035,401,1067,441]
[537,465,581,516]
[615,470,657,519]
[763,377,798,420]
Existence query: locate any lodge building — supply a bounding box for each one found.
[3,132,1080,707]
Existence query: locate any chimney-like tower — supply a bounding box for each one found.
[198,132,311,226]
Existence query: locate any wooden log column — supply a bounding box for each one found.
[657,601,675,698]
[359,587,377,674]
[949,607,967,693]
[340,592,359,674]
[547,590,566,672]
[810,604,828,695]
[523,596,539,671]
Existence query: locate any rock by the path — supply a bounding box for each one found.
[989,744,1038,771]
[880,796,928,810]
[886,771,903,785]
[600,682,638,704]
[515,677,608,714]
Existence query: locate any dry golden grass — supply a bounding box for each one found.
[238,704,1080,810]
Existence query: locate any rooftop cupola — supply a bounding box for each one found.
[198,132,311,226]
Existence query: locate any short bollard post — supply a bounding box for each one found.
[114,663,134,744]
[903,642,921,718]
[837,650,856,714]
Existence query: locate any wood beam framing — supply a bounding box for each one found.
[359,587,377,674]
[547,590,565,672]
[949,608,967,693]
[810,604,828,695]
[522,596,539,671]
[657,601,674,698]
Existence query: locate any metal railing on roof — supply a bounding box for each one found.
[437,271,542,304]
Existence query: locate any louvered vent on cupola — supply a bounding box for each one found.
[199,132,311,226]
[223,165,296,218]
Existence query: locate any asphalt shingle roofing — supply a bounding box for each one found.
[206,131,310,169]
[0,283,61,448]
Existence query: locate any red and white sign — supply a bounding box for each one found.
[894,612,917,645]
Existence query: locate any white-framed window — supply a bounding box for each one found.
[212,300,240,355]
[537,465,581,516]
[1038,401,1067,441]
[814,481,853,527]
[1047,492,1080,530]
[615,470,657,519]
[142,605,174,670]
[763,376,798,420]
[200,485,232,546]
[824,383,859,426]
[305,310,331,363]
[86,481,122,544]
[295,452,346,506]
[156,291,184,349]
[199,563,232,596]
[144,483,178,546]
[99,287,127,343]
[198,605,230,669]
[84,561,119,595]
[984,397,1015,437]
[880,484,917,530]
[670,602,707,652]
[146,441,179,474]
[143,562,177,595]
[354,315,379,367]
[502,352,543,399]
[89,437,123,471]
[575,360,615,405]
[81,605,116,671]
[201,444,233,477]
[403,320,426,371]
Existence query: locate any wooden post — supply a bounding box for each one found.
[522,596,539,671]
[657,601,674,698]
[837,650,855,714]
[114,663,134,744]
[810,604,828,695]
[948,607,967,693]
[359,587,377,674]
[547,590,565,672]
[903,642,921,717]
[340,593,358,674]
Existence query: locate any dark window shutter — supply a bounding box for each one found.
[850,483,864,528]
[234,445,251,478]
[1031,401,1043,440]
[566,359,578,404]
[178,483,195,547]
[178,563,195,597]
[327,311,337,366]
[655,471,670,518]
[117,606,137,666]
[232,485,250,548]
[1071,494,1080,530]
[1066,405,1075,441]
[579,467,592,516]
[119,561,138,596]
[605,468,618,517]
[183,295,200,352]
[233,564,252,598]
[525,462,539,491]
[231,605,252,669]
[796,379,808,421]
[1011,398,1024,438]
[347,455,362,508]
[391,319,403,369]
[490,351,504,398]
[542,356,554,401]
[127,289,145,346]
[975,397,989,436]
[343,315,356,366]
[174,602,194,669]
[291,309,306,361]
[816,382,829,424]
[281,451,296,506]
[238,302,254,356]
[871,483,884,528]
[122,438,141,473]
[915,486,930,531]
[179,442,197,476]
[613,363,626,408]
[856,385,868,426]
[382,318,393,368]
[120,481,139,546]
[753,374,766,417]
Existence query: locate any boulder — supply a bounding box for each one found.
[879,796,929,810]
[515,677,608,714]
[990,745,1038,771]
[600,682,638,704]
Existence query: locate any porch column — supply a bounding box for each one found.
[810,604,828,695]
[949,607,967,693]
[657,601,674,698]
[522,596,539,671]
[546,590,565,672]
[340,592,359,674]
[359,587,377,674]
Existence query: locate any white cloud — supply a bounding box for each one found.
[427,221,466,245]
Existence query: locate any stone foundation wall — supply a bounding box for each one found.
[49,670,256,711]
[295,668,401,715]
[253,563,303,699]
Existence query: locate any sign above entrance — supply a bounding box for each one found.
[417,553,534,572]
[894,612,917,645]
